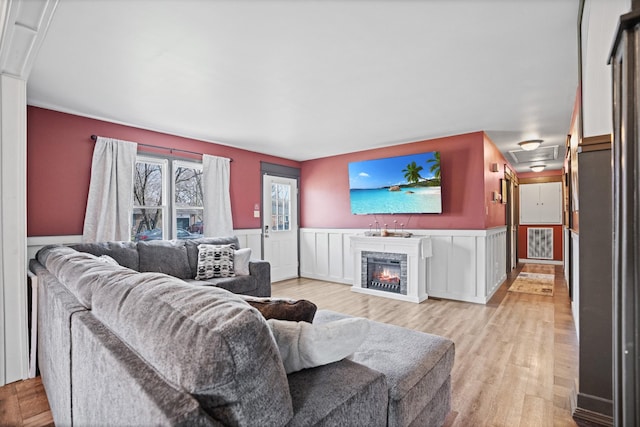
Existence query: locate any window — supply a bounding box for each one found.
[133,157,167,241]
[132,156,204,241]
[270,182,291,231]
[173,160,204,239]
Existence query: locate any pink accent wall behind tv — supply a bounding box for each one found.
[27,107,300,236]
[300,131,511,230]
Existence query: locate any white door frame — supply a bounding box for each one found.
[263,174,299,282]
[260,162,301,282]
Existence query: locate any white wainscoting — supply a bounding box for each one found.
[300,227,507,304]
[564,227,571,287]
[27,229,263,261]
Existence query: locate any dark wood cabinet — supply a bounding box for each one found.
[574,137,613,425]
[609,9,640,426]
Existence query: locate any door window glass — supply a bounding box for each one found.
[271,182,291,231]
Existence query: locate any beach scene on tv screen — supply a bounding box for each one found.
[348,151,442,214]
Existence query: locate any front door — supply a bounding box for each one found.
[263,175,298,282]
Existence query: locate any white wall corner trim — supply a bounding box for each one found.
[0,0,59,79]
[0,0,59,388]
[0,75,28,385]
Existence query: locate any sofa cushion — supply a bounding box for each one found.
[91,274,293,426]
[71,312,213,426]
[70,241,139,270]
[36,245,140,308]
[137,240,192,279]
[314,310,455,427]
[195,244,235,279]
[241,296,317,323]
[185,236,240,278]
[287,359,388,427]
[184,275,258,295]
[29,258,89,427]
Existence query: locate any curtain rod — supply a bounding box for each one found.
[90,135,232,161]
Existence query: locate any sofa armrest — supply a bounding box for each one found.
[249,259,271,297]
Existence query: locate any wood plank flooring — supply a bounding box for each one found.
[0,263,577,427]
[0,376,53,427]
[271,264,578,427]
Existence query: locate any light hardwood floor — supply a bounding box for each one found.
[271,264,579,427]
[0,264,577,427]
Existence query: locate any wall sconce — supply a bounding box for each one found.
[518,139,543,151]
[530,164,546,172]
[490,163,499,172]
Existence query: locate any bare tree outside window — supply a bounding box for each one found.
[132,157,204,241]
[175,167,203,207]
[174,163,204,237]
[133,162,164,237]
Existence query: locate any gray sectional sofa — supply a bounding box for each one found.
[30,239,455,426]
[70,236,271,297]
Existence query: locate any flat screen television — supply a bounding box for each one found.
[348,151,442,214]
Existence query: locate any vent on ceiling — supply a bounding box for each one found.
[527,227,553,259]
[508,145,559,164]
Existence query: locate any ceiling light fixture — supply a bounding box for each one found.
[530,165,546,172]
[518,139,543,151]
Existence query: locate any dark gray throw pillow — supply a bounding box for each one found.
[137,240,192,279]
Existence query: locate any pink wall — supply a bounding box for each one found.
[28,107,513,236]
[300,132,502,230]
[27,107,300,236]
[482,133,512,228]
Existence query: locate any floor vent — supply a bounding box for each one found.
[527,228,553,259]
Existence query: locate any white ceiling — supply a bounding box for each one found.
[27,0,579,172]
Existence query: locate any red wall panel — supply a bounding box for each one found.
[483,134,511,228]
[28,107,513,236]
[27,107,300,236]
[517,224,563,261]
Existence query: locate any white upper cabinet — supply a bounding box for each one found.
[519,182,562,225]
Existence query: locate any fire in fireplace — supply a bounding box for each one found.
[367,258,402,293]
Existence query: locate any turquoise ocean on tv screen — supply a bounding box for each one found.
[350,187,442,214]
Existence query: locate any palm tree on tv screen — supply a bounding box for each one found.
[402,161,424,184]
[426,152,441,180]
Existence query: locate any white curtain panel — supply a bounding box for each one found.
[203,154,233,237]
[82,137,137,242]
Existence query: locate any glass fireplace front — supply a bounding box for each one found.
[366,257,402,294]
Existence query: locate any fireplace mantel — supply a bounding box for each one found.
[350,234,432,303]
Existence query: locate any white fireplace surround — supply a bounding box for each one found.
[351,235,432,303]
[301,227,507,304]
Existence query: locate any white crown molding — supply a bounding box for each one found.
[0,0,58,79]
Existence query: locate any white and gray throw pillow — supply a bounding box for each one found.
[267,317,370,374]
[195,244,235,279]
[234,248,252,276]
